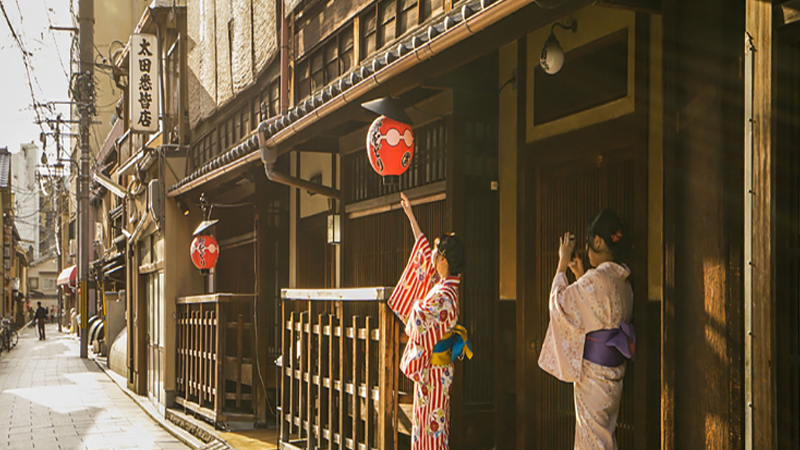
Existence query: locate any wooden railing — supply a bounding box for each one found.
[280,288,402,450]
[176,293,257,424]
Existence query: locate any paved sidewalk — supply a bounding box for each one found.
[0,323,191,450]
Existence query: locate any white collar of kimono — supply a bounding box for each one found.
[595,261,631,280]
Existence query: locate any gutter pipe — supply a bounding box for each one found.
[168,0,542,198]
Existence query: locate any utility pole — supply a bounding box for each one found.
[55,114,63,333]
[77,0,94,359]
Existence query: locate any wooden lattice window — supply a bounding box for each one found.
[269,79,280,117]
[420,0,443,22]
[324,40,339,82]
[377,0,397,49]
[397,0,418,36]
[220,120,229,152]
[310,50,325,93]
[241,106,250,138]
[360,8,377,62]
[211,129,219,157]
[339,24,354,74]
[295,60,311,102]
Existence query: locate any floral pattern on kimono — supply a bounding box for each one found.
[538,262,634,450]
[389,235,459,450]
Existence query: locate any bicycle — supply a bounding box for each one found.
[0,318,19,351]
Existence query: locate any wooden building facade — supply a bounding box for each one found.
[85,0,800,448]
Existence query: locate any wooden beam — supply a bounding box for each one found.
[748,0,777,448]
[599,0,661,13]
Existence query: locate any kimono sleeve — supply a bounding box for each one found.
[537,271,597,383]
[388,234,435,324]
[418,288,458,360]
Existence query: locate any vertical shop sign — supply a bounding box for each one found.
[130,33,159,133]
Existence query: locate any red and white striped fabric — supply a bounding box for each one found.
[389,235,460,449]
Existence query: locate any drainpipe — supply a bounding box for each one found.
[263,2,341,199]
[258,122,342,199]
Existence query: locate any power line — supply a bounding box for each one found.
[0,0,48,135]
[40,0,70,80]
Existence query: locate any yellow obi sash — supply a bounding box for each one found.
[431,324,474,366]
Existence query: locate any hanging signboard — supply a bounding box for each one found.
[130,33,159,133]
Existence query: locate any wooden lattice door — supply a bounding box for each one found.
[523,151,637,450]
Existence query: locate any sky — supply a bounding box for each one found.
[0,0,73,159]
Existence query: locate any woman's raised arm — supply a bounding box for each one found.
[400,192,423,239]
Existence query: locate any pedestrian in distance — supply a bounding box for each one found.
[538,209,635,450]
[35,301,47,340]
[388,192,472,450]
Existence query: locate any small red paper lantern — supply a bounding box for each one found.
[191,235,219,271]
[366,116,414,185]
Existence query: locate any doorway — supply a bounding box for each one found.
[518,116,645,449]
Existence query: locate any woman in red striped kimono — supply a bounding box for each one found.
[388,192,465,450]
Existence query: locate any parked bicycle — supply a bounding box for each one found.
[0,318,19,352]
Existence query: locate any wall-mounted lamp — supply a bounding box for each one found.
[307,173,323,196]
[178,199,190,216]
[327,214,341,244]
[539,20,578,75]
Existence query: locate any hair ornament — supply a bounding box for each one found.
[611,229,623,243]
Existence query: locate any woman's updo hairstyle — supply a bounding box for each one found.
[435,233,466,277]
[586,209,631,264]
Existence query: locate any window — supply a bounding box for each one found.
[43,278,56,291]
[361,9,377,61]
[398,0,418,35]
[339,25,354,75]
[377,0,397,49]
[29,277,38,289]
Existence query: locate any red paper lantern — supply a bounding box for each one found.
[191,235,219,271]
[366,116,414,185]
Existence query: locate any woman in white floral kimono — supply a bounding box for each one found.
[539,209,635,450]
[388,192,466,450]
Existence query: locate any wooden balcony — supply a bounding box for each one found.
[175,293,257,424]
[280,288,408,450]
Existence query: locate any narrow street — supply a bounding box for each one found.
[0,324,190,450]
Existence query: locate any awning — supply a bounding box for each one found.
[57,265,77,288]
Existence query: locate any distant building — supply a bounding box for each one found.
[27,256,58,311]
[11,143,44,260]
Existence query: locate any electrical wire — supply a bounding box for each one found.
[40,0,70,80]
[0,0,48,136]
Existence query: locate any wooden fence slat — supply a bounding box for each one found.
[237,313,244,409]
[327,314,335,450]
[364,316,373,449]
[307,306,316,450]
[339,315,346,450]
[290,311,297,437]
[352,315,360,447]
[319,314,329,450]
[216,303,224,416]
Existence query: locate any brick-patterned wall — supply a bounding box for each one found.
[188,0,276,129]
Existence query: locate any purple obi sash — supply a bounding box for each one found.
[583,321,636,368]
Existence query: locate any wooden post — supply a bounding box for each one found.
[377,305,396,450]
[746,1,776,448]
[299,311,308,440]
[339,315,346,450]
[662,0,745,447]
[364,316,373,449]
[352,315,360,449]
[281,306,290,442]
[216,302,225,420]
